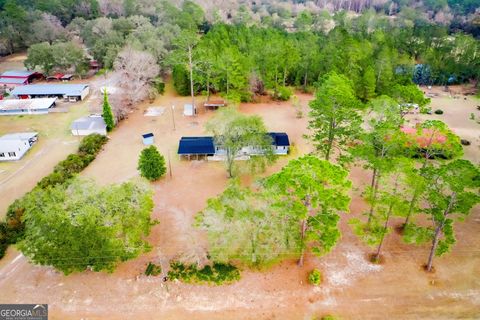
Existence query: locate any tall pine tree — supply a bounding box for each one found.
[102,89,115,132]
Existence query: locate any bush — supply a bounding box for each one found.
[145,262,162,276]
[275,86,293,101]
[153,78,165,95]
[0,222,9,259]
[168,262,240,285]
[461,139,471,146]
[78,134,108,155]
[308,269,322,286]
[434,109,443,114]
[138,146,166,181]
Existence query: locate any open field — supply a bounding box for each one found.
[0,79,479,319]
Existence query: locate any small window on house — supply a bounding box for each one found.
[8,152,16,157]
[0,152,5,157]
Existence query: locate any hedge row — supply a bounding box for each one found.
[0,134,108,259]
[168,261,240,285]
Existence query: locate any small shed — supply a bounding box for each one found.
[71,115,107,136]
[46,73,64,81]
[204,100,226,110]
[61,74,73,81]
[142,133,154,145]
[183,104,196,116]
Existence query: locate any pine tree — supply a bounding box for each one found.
[102,89,115,132]
[138,146,166,181]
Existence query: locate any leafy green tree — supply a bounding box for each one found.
[102,90,115,131]
[360,65,376,101]
[196,180,299,267]
[263,156,352,266]
[352,96,406,224]
[390,84,431,108]
[309,72,363,161]
[408,160,480,272]
[18,178,154,275]
[350,159,411,261]
[24,41,87,74]
[24,42,54,73]
[138,146,166,181]
[206,108,275,178]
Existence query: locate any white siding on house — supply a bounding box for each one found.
[0,132,38,161]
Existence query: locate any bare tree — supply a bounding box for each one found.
[111,46,159,119]
[98,0,125,17]
[28,13,66,45]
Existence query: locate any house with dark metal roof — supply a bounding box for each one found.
[177,132,290,159]
[268,132,290,155]
[178,137,215,158]
[11,84,90,101]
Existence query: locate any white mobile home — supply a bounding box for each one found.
[71,115,107,136]
[0,132,38,161]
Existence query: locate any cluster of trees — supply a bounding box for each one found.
[197,71,478,273]
[173,20,478,104]
[0,134,108,259]
[25,41,89,75]
[196,156,352,267]
[19,178,154,274]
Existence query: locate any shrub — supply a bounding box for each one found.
[145,262,162,276]
[470,113,475,120]
[275,86,293,101]
[138,146,166,181]
[78,134,108,155]
[152,78,165,95]
[168,262,240,285]
[308,269,322,286]
[320,316,340,320]
[0,222,9,259]
[461,139,471,146]
[434,109,443,115]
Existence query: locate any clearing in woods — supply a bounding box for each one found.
[0,71,479,319]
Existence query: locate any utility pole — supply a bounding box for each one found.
[168,150,173,179]
[171,105,176,131]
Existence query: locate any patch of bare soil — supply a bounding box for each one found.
[0,87,479,319]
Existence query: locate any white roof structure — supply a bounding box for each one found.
[0,98,56,112]
[183,104,195,116]
[0,132,38,161]
[71,116,107,131]
[0,132,38,141]
[11,84,89,97]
